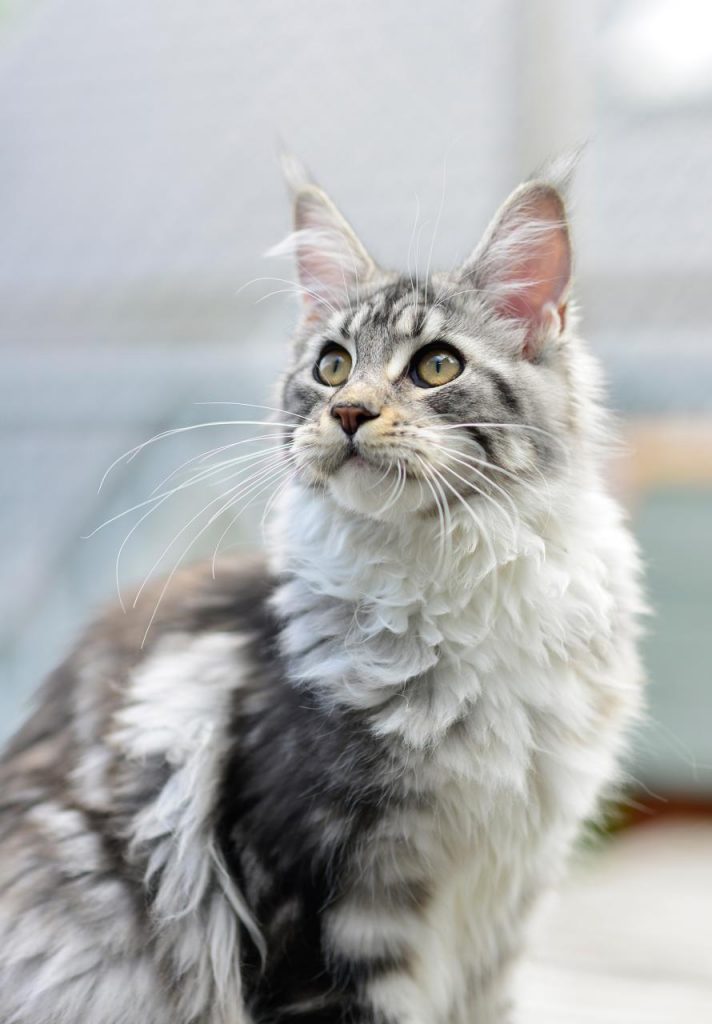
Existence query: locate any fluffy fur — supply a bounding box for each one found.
[0,167,643,1023]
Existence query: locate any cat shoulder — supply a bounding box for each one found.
[1,555,276,773]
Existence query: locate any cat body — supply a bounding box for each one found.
[0,170,643,1023]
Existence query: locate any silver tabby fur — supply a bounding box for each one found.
[0,164,644,1023]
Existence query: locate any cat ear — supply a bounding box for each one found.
[284,181,377,322]
[460,182,572,360]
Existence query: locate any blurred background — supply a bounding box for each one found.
[1,0,711,1016]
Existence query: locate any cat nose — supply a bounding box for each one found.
[330,404,380,437]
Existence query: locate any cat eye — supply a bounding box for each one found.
[315,345,352,387]
[411,345,463,388]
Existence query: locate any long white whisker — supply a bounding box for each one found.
[149,436,290,497]
[438,458,518,541]
[87,444,289,538]
[132,456,291,610]
[429,440,544,498]
[407,191,421,294]
[431,440,555,525]
[259,467,298,543]
[255,287,322,307]
[98,420,297,492]
[415,457,450,573]
[111,450,290,609]
[141,460,294,647]
[435,450,520,535]
[411,217,429,308]
[237,275,339,316]
[425,461,500,626]
[193,401,307,420]
[194,448,292,492]
[438,421,570,462]
[425,156,448,288]
[210,457,298,574]
[376,460,405,516]
[366,462,394,492]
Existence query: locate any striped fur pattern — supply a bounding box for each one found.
[0,171,644,1023]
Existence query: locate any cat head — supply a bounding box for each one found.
[275,168,591,524]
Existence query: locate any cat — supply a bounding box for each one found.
[0,163,644,1024]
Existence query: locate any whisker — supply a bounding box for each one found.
[411,216,430,307]
[193,401,307,420]
[210,457,298,574]
[435,451,520,536]
[149,435,290,497]
[438,420,570,460]
[407,191,422,296]
[237,275,339,317]
[259,467,298,541]
[425,461,500,625]
[366,462,395,492]
[111,450,290,610]
[415,456,450,574]
[376,460,405,516]
[98,420,297,492]
[132,455,291,607]
[424,155,448,289]
[194,449,293,492]
[430,440,548,502]
[141,460,294,647]
[87,444,289,538]
[438,440,556,532]
[437,459,518,542]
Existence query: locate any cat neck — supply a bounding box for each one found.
[266,480,570,721]
[270,479,532,605]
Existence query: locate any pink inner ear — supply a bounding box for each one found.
[494,220,571,328]
[292,187,375,319]
[297,239,344,304]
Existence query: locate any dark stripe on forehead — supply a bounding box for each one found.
[386,292,416,329]
[368,292,395,329]
[340,278,442,338]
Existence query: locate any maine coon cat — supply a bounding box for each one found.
[0,164,643,1024]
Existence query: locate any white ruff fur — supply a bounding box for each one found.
[269,469,642,1023]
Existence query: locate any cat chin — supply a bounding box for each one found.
[327,459,432,521]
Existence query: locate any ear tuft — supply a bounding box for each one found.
[279,151,313,195]
[461,181,572,360]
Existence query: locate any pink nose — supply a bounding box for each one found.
[331,404,379,436]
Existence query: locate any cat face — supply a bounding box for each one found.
[277,178,577,522]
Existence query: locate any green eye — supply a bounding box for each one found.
[316,346,352,387]
[412,346,463,387]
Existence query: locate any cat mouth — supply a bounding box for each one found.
[344,446,368,466]
[339,445,418,479]
[331,445,383,475]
